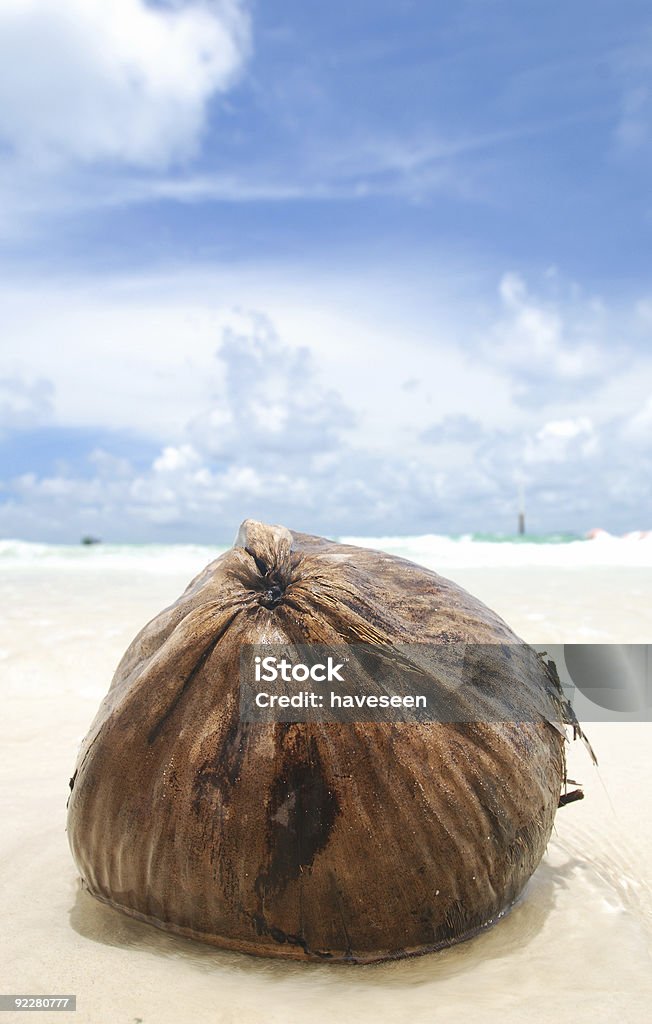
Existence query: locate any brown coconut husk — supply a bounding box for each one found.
[67,519,591,963]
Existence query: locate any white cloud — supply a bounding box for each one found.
[622,394,652,443]
[488,272,607,390]
[420,414,482,445]
[0,312,457,538]
[0,284,233,440]
[0,268,518,452]
[124,127,510,205]
[0,375,53,430]
[0,0,250,167]
[538,417,593,440]
[188,313,356,463]
[88,448,134,479]
[153,443,202,474]
[524,416,599,464]
[2,267,652,539]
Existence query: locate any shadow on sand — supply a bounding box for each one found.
[68,848,579,989]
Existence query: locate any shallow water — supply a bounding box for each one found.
[1,561,651,1023]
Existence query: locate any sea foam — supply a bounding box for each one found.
[1,531,651,573]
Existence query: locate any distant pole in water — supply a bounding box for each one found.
[517,485,525,536]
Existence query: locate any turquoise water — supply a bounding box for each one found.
[449,532,583,544]
[1,531,650,571]
[0,532,585,559]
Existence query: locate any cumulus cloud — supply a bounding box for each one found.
[524,416,599,464]
[153,443,203,474]
[0,0,250,167]
[189,313,356,462]
[0,315,368,539]
[3,436,487,541]
[483,272,618,404]
[1,409,648,540]
[2,278,652,540]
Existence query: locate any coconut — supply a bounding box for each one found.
[67,519,588,963]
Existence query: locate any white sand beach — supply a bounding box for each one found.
[1,541,651,1024]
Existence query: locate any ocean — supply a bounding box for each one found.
[1,529,651,573]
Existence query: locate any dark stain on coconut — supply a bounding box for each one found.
[256,733,340,897]
[192,712,250,814]
[66,518,593,964]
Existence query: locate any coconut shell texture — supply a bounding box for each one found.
[67,519,579,964]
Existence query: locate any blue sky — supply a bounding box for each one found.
[1,0,651,542]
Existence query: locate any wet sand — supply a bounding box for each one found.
[1,562,651,1023]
